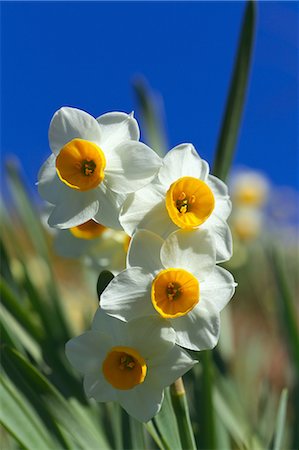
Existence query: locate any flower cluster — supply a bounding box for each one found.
[38,107,236,422]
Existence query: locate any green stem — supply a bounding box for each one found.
[200,351,216,450]
[170,377,197,450]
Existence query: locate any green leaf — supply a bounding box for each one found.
[170,378,197,450]
[129,416,147,449]
[270,389,288,450]
[212,0,256,181]
[0,374,59,450]
[153,388,182,450]
[198,351,216,450]
[132,77,168,156]
[97,270,115,302]
[1,346,111,449]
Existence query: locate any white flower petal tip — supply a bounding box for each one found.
[65,310,196,422]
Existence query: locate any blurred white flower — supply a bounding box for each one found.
[65,309,196,422]
[231,207,263,242]
[230,169,269,207]
[120,144,232,262]
[101,229,236,351]
[38,107,161,230]
[53,219,129,273]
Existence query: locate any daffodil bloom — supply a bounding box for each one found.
[120,143,232,262]
[101,229,236,351]
[65,309,196,422]
[38,107,161,230]
[231,170,269,207]
[53,220,129,273]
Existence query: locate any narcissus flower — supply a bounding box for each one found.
[53,219,130,273]
[65,309,196,422]
[120,144,232,262]
[38,107,161,230]
[101,229,236,351]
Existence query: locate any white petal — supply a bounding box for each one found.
[54,229,91,258]
[92,309,129,343]
[37,154,71,205]
[104,141,162,194]
[120,188,177,239]
[207,174,229,198]
[65,331,111,374]
[93,183,125,230]
[49,107,102,154]
[149,345,196,389]
[200,266,236,312]
[125,317,176,360]
[127,229,164,273]
[172,305,220,351]
[96,111,140,150]
[47,189,100,229]
[202,218,233,263]
[117,382,164,422]
[214,198,232,221]
[160,229,216,281]
[158,144,209,187]
[100,268,155,321]
[84,368,117,402]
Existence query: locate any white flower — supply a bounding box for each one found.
[230,169,269,207]
[120,144,232,262]
[38,107,161,230]
[53,218,129,273]
[65,309,196,422]
[101,229,236,351]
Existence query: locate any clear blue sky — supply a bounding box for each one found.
[1,1,298,195]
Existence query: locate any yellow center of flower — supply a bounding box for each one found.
[151,268,200,318]
[70,219,106,240]
[56,138,106,191]
[165,176,215,229]
[102,346,147,390]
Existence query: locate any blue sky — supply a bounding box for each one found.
[1,1,298,195]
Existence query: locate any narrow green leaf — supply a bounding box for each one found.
[0,277,44,342]
[170,378,197,450]
[0,374,59,450]
[97,270,114,302]
[270,246,299,374]
[130,416,147,449]
[153,388,182,450]
[271,389,288,450]
[199,351,216,450]
[144,421,165,450]
[212,0,256,181]
[1,346,111,449]
[132,77,168,156]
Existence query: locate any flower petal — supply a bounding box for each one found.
[202,217,233,263]
[158,144,209,187]
[38,154,71,204]
[206,174,229,198]
[100,268,155,321]
[104,141,162,194]
[96,111,140,150]
[49,107,102,154]
[172,304,220,351]
[200,266,236,312]
[65,330,111,374]
[127,229,164,273]
[120,187,177,238]
[148,345,197,389]
[93,183,126,230]
[84,367,117,403]
[117,382,164,422]
[160,229,216,281]
[47,188,100,229]
[125,317,176,360]
[91,309,129,343]
[54,229,91,258]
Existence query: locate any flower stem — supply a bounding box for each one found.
[170,377,197,450]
